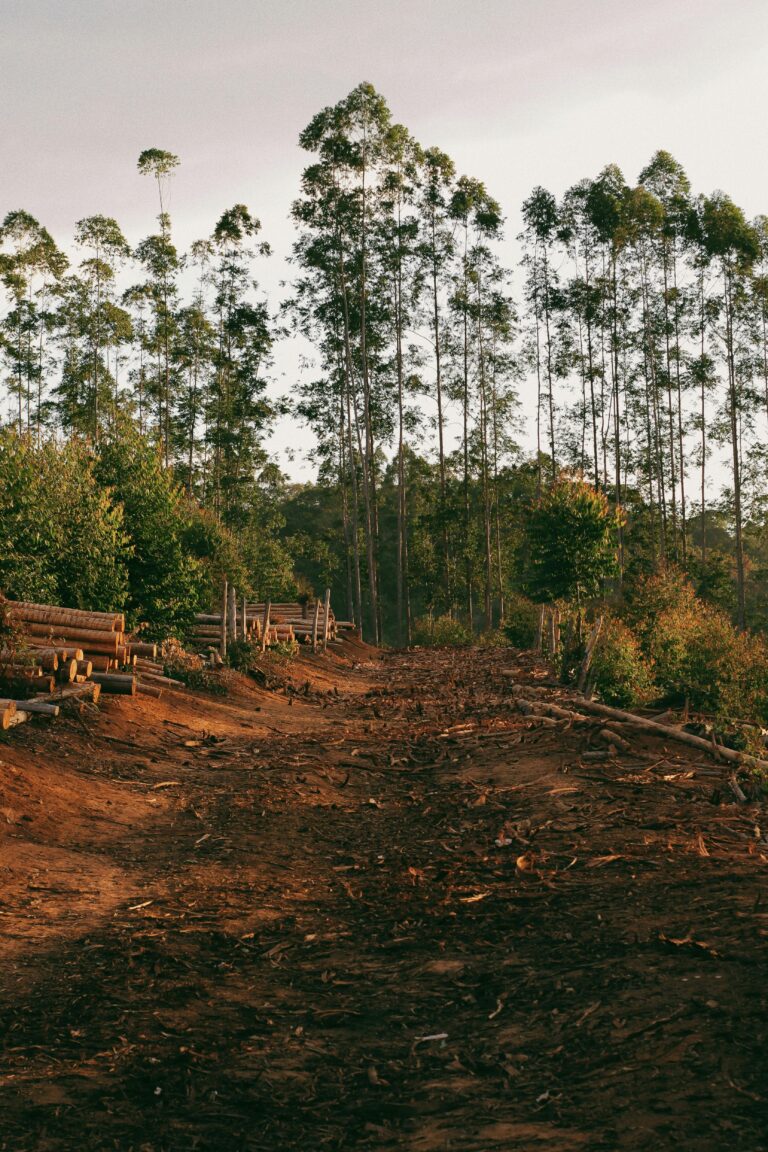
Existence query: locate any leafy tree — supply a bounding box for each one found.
[94,420,202,634]
[525,478,619,611]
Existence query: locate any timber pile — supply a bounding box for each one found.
[189,584,354,657]
[1,599,178,728]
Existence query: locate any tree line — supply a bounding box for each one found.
[2,82,767,647]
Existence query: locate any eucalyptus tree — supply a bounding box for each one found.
[289,157,364,627]
[0,210,67,435]
[56,215,131,437]
[448,175,505,624]
[585,166,630,505]
[521,187,560,487]
[559,180,604,487]
[639,151,694,560]
[292,82,394,642]
[378,121,424,644]
[419,146,456,609]
[175,239,215,496]
[700,192,760,627]
[206,205,273,526]
[619,184,667,557]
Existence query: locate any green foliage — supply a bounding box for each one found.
[502,592,539,648]
[590,617,655,708]
[95,421,202,635]
[626,568,768,723]
[477,629,512,649]
[162,640,227,695]
[525,479,619,606]
[226,639,256,672]
[0,430,129,609]
[412,613,471,647]
[182,505,251,609]
[271,637,299,660]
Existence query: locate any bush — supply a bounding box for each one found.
[478,628,512,649]
[590,616,655,707]
[162,640,227,695]
[183,506,252,609]
[626,568,768,724]
[678,607,768,723]
[95,422,202,636]
[502,592,539,648]
[0,430,129,610]
[412,613,471,647]
[226,639,257,672]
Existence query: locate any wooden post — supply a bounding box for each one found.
[228,583,237,642]
[312,599,321,652]
[322,587,331,651]
[241,595,247,641]
[535,605,544,653]
[261,600,271,653]
[221,579,228,658]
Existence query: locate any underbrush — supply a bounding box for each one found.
[412,614,471,647]
[590,616,655,707]
[161,641,228,695]
[584,569,768,729]
[502,593,539,649]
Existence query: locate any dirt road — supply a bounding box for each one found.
[1,646,767,1151]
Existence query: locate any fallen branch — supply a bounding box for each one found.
[565,695,768,774]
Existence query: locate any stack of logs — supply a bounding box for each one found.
[189,583,355,658]
[0,599,178,727]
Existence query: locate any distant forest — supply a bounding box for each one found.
[2,82,768,647]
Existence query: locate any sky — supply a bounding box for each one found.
[4,0,768,478]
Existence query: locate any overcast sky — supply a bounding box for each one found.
[4,0,768,477]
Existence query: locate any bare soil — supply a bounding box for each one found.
[1,644,767,1151]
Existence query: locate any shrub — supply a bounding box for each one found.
[627,568,768,724]
[0,430,129,610]
[95,422,202,636]
[227,639,257,672]
[162,640,227,695]
[412,613,471,647]
[478,628,512,649]
[678,607,768,723]
[503,592,539,649]
[182,506,251,609]
[590,616,655,707]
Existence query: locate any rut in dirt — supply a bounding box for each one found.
[0,646,767,1152]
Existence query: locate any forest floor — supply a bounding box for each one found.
[0,642,767,1151]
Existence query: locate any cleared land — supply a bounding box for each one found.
[0,644,766,1151]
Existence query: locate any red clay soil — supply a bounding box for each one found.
[0,644,767,1151]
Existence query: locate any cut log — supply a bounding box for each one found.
[90,673,137,696]
[6,602,123,631]
[0,648,59,671]
[50,682,102,705]
[9,700,60,716]
[137,682,163,699]
[82,653,112,672]
[140,671,184,688]
[128,642,158,659]
[22,623,121,650]
[56,659,79,683]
